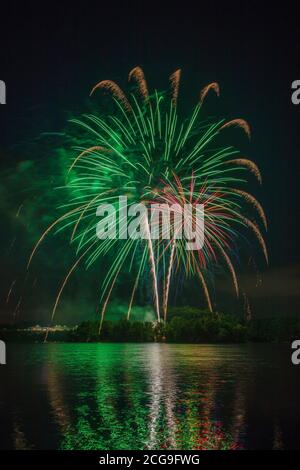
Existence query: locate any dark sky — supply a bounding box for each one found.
[0,1,299,323]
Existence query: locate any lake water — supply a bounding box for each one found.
[0,343,299,450]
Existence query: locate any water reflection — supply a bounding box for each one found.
[0,343,299,449]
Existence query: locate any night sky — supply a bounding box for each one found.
[0,1,299,323]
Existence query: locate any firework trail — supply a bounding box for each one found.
[6,280,16,303]
[170,69,181,105]
[129,66,149,101]
[163,239,176,323]
[143,214,161,322]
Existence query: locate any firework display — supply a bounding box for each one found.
[28,67,267,329]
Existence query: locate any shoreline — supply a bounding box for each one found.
[2,310,300,344]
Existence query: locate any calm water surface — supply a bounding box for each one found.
[0,343,299,449]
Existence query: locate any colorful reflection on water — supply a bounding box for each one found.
[0,343,299,449]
